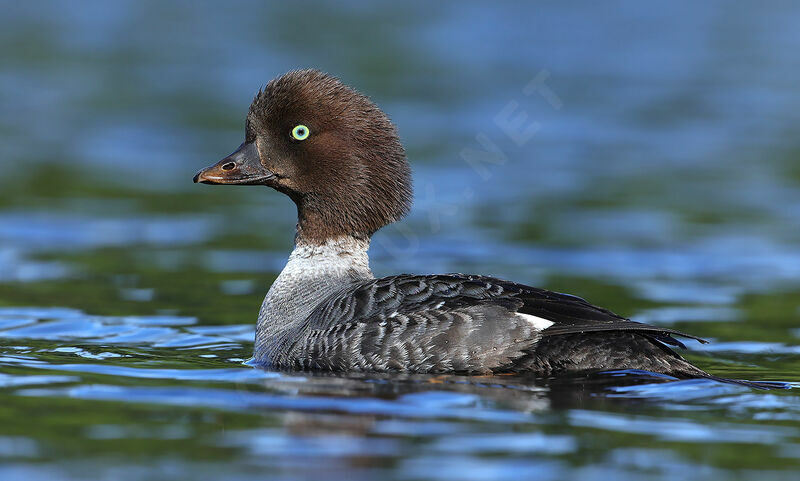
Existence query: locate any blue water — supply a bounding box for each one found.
[1,1,800,480]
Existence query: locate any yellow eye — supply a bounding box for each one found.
[291,124,310,140]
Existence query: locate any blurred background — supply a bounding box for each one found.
[1,1,800,480]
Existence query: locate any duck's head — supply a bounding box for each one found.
[194,69,412,245]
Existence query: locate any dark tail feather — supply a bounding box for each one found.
[705,375,790,390]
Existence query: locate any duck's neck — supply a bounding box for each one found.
[254,235,374,364]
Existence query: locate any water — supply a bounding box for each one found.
[1,1,800,479]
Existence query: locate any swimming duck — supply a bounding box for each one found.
[194,69,779,389]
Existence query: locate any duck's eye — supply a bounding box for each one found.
[291,124,310,141]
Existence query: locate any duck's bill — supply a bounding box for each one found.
[193,141,275,185]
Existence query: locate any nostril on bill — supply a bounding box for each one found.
[222,162,235,171]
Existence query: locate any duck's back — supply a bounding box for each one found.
[262,274,708,377]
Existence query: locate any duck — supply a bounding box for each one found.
[194,69,781,389]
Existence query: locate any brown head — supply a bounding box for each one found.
[193,69,413,244]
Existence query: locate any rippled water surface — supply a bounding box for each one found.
[2,1,800,480]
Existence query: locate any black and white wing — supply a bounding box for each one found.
[278,274,703,374]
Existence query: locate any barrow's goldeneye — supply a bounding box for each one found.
[194,69,782,389]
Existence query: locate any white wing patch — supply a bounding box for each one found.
[517,313,554,331]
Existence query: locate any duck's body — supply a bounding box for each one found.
[252,236,706,377]
[194,69,781,388]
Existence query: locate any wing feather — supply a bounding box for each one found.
[280,274,705,373]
